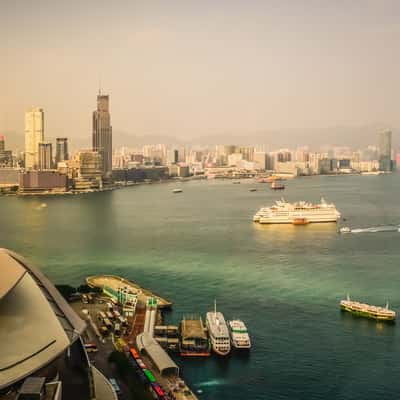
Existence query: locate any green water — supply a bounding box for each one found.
[1,175,400,399]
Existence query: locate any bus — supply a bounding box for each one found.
[103,318,113,330]
[150,383,165,398]
[98,311,106,321]
[84,343,98,353]
[100,326,109,336]
[109,378,121,395]
[114,323,121,337]
[129,348,140,359]
[106,311,115,320]
[143,369,156,383]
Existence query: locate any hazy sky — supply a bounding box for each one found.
[1,0,400,141]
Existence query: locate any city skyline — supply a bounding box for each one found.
[1,1,400,143]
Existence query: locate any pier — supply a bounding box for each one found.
[86,274,173,309]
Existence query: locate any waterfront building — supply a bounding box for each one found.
[92,91,112,178]
[177,164,190,177]
[19,170,67,193]
[378,130,392,171]
[0,248,117,400]
[56,137,69,164]
[75,150,103,190]
[25,107,44,169]
[112,166,168,182]
[178,145,186,163]
[238,146,254,161]
[38,142,53,170]
[253,151,267,170]
[167,148,179,164]
[0,168,20,188]
[102,285,138,317]
[275,161,307,176]
[228,152,243,166]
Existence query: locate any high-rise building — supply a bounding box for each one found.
[378,130,392,171]
[167,149,179,164]
[25,108,44,169]
[38,142,53,170]
[56,137,69,164]
[0,135,13,167]
[92,92,112,178]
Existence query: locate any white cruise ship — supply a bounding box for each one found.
[206,302,231,356]
[253,198,340,224]
[228,320,251,349]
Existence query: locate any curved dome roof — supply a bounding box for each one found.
[0,249,86,390]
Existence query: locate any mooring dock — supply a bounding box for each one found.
[86,274,173,309]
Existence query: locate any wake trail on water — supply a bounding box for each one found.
[341,225,400,234]
[195,379,228,388]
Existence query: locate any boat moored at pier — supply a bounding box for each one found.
[206,301,231,356]
[340,295,396,321]
[228,320,251,350]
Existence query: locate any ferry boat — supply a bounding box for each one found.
[253,198,340,224]
[270,181,285,190]
[228,320,251,349]
[340,295,396,322]
[206,301,231,356]
[179,316,211,356]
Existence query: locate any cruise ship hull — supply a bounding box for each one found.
[340,304,396,322]
[259,217,339,224]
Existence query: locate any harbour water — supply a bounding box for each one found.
[1,175,400,399]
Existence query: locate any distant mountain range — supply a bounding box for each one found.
[1,124,397,153]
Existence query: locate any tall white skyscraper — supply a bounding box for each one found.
[25,107,44,169]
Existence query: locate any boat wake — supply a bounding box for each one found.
[340,225,400,234]
[195,379,227,388]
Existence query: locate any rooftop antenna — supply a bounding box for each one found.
[98,75,102,96]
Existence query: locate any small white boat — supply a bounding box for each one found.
[172,188,183,193]
[339,227,351,233]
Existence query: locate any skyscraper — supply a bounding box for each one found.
[25,108,44,169]
[55,137,69,164]
[92,92,112,178]
[0,135,4,152]
[38,142,53,170]
[378,130,392,172]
